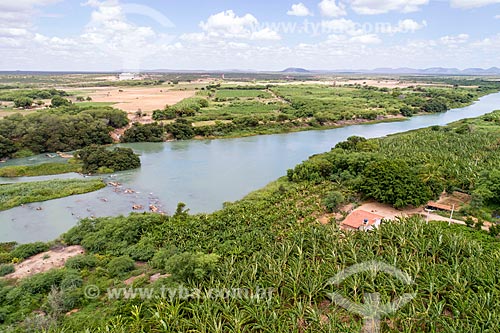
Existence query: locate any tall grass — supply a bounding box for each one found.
[0,163,82,177]
[0,179,105,211]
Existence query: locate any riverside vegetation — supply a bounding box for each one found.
[0,179,106,211]
[122,79,500,142]
[0,146,141,209]
[1,111,500,331]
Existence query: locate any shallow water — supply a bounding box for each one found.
[2,92,500,243]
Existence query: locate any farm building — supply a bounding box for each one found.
[426,201,454,212]
[118,72,138,81]
[341,210,385,231]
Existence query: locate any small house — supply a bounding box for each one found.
[341,210,385,231]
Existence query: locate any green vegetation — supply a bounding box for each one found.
[10,242,49,260]
[0,264,14,277]
[288,110,500,218]
[153,97,209,120]
[150,82,499,141]
[272,84,482,121]
[106,256,135,277]
[215,88,272,100]
[1,176,500,331]
[323,190,345,212]
[0,163,82,177]
[0,179,106,211]
[0,105,128,159]
[0,89,68,102]
[1,77,500,331]
[121,123,165,142]
[50,96,71,108]
[13,97,34,109]
[75,145,141,174]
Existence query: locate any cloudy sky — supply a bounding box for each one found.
[0,0,499,71]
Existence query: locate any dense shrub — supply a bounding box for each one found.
[11,242,49,260]
[51,96,71,108]
[0,265,14,277]
[63,213,164,256]
[0,112,113,158]
[0,89,67,101]
[422,99,448,113]
[150,247,178,270]
[60,271,83,290]
[121,123,165,143]
[166,119,195,140]
[82,108,128,128]
[359,158,433,208]
[16,269,66,295]
[0,253,12,264]
[323,191,345,213]
[76,145,141,174]
[106,256,135,277]
[64,255,98,270]
[163,252,220,282]
[13,97,33,109]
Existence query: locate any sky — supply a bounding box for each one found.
[0,0,499,71]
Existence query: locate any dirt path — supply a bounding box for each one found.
[3,245,85,280]
[354,201,483,229]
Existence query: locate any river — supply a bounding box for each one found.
[1,92,500,243]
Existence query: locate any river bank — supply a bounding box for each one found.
[1,91,499,243]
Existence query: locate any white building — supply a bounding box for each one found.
[118,72,138,81]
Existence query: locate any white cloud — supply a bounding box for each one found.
[319,0,347,17]
[0,0,62,53]
[0,0,61,12]
[383,19,427,33]
[440,33,469,45]
[0,28,29,37]
[179,32,207,42]
[350,33,381,44]
[321,19,364,35]
[350,0,429,14]
[197,10,281,41]
[320,18,426,37]
[450,0,500,8]
[250,28,281,40]
[287,3,313,16]
[200,10,258,38]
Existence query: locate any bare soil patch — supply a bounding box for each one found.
[353,200,468,227]
[3,245,85,280]
[436,191,471,208]
[71,86,196,123]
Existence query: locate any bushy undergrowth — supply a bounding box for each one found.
[0,179,106,211]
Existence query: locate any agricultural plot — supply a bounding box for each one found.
[272,84,486,121]
[215,89,272,100]
[192,101,284,122]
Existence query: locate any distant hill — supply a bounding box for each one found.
[2,67,499,76]
[367,67,500,75]
[281,67,311,73]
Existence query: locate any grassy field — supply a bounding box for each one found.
[192,101,284,121]
[215,89,272,99]
[74,102,115,107]
[0,163,82,177]
[0,179,105,211]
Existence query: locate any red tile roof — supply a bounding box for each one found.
[342,210,385,230]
